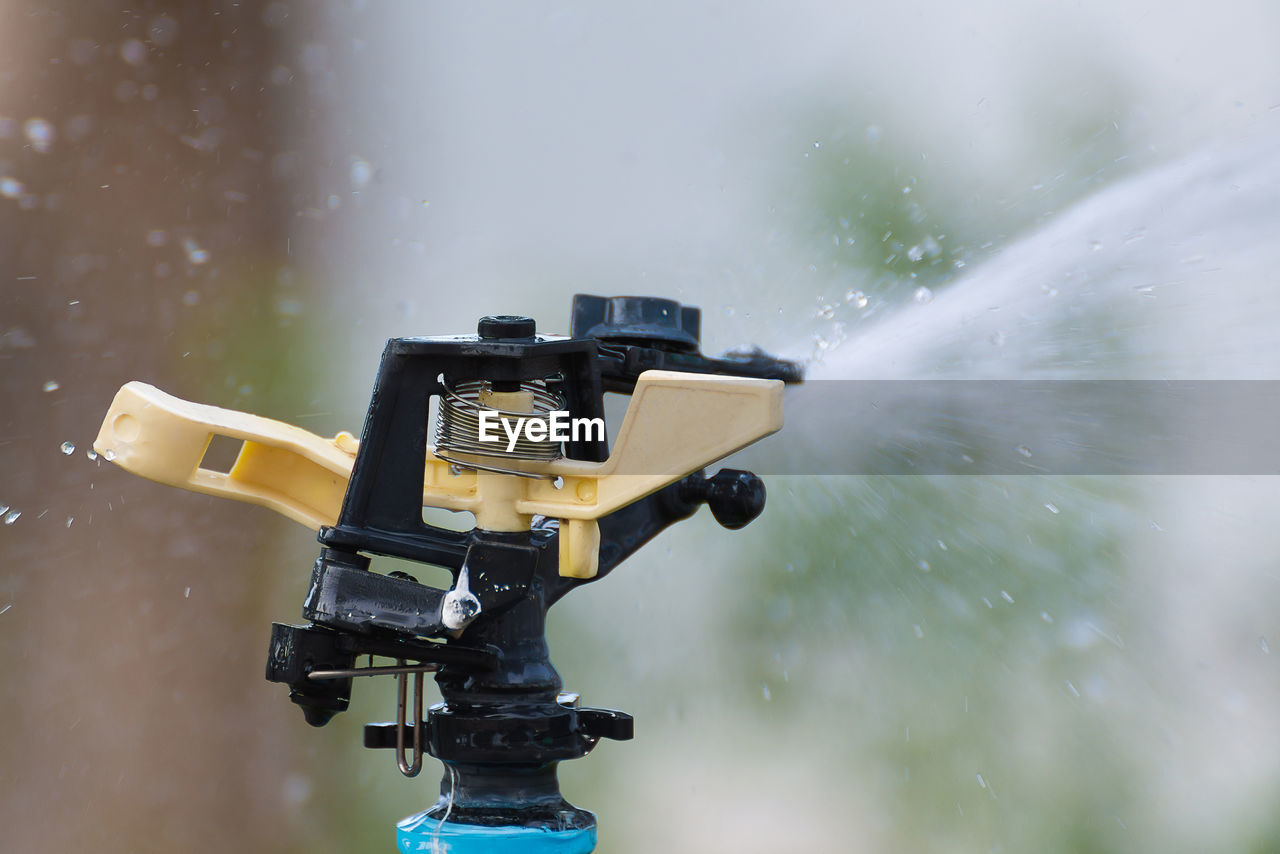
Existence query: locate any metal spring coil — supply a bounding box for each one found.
[434,379,564,475]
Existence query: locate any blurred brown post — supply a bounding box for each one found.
[0,2,336,851]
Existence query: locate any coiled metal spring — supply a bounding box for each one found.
[434,379,564,475]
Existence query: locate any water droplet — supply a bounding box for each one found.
[0,504,8,515]
[60,441,75,455]
[43,380,60,392]
[552,476,565,490]
[1261,637,1270,654]
[1040,611,1054,623]
[917,559,931,572]
[844,289,868,308]
[4,510,21,525]
[120,39,148,66]
[913,624,924,638]
[23,118,55,153]
[349,157,373,189]
[1000,590,1015,604]
[761,683,771,701]
[1015,444,1032,458]
[913,286,933,305]
[816,304,834,319]
[1044,502,1059,514]
[181,237,209,265]
[936,539,947,550]
[103,449,117,461]
[0,176,23,199]
[86,449,98,461]
[65,516,74,528]
[907,244,924,262]
[185,586,191,598]
[148,15,180,47]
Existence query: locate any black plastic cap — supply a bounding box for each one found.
[706,471,766,530]
[478,315,536,339]
[570,294,701,350]
[679,469,767,530]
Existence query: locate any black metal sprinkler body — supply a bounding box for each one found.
[94,295,801,851]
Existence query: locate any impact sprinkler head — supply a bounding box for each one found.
[93,293,802,852]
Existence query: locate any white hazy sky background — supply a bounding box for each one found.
[309,0,1280,376]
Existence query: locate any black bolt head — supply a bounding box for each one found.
[478,315,536,339]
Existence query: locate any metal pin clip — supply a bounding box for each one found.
[395,659,424,778]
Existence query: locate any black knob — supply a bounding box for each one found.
[570,294,701,351]
[478,315,536,339]
[679,469,766,530]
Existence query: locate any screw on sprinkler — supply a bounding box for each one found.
[93,294,801,853]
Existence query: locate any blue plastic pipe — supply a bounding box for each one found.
[396,811,597,854]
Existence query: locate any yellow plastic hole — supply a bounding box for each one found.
[112,413,141,442]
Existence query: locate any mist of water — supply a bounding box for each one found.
[698,136,1280,853]
[810,136,1280,382]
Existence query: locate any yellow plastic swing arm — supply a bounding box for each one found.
[94,371,782,579]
